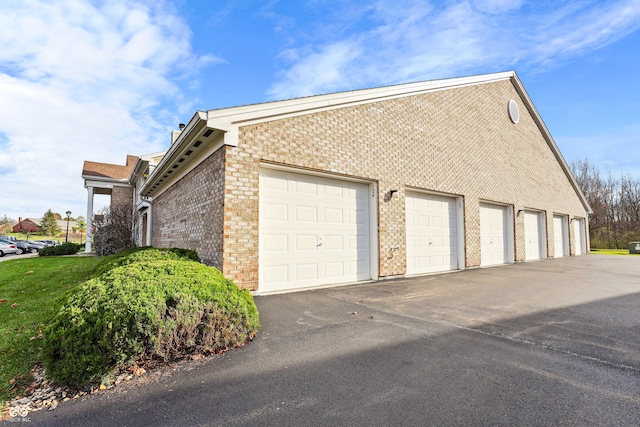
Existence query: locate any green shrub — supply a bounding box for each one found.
[42,259,259,386]
[38,242,83,257]
[93,246,201,277]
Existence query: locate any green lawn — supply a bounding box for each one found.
[590,248,640,256]
[0,256,100,404]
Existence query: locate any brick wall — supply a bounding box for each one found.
[111,186,134,209]
[219,79,588,288]
[152,147,226,268]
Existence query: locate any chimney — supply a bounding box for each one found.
[171,124,187,145]
[171,130,181,144]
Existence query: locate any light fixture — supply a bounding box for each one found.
[65,210,72,243]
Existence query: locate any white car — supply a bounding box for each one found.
[0,241,20,257]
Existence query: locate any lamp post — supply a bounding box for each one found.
[65,210,71,243]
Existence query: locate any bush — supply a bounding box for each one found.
[42,259,260,386]
[38,242,83,257]
[92,204,136,256]
[92,246,201,278]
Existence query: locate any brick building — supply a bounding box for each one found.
[12,217,78,235]
[83,71,591,294]
[12,218,39,233]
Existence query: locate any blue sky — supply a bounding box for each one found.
[1,0,639,222]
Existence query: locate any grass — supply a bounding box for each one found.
[590,248,640,256]
[0,256,100,405]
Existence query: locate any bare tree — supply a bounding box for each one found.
[571,158,640,248]
[93,204,138,256]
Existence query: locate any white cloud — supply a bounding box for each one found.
[471,0,523,14]
[268,0,640,99]
[0,0,214,221]
[270,42,364,98]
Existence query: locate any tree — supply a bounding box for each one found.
[93,204,137,256]
[571,158,640,248]
[53,212,63,221]
[0,215,15,234]
[0,214,15,225]
[40,209,61,236]
[75,215,86,245]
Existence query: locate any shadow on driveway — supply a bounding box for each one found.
[25,256,640,426]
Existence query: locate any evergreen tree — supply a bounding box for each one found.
[0,215,13,234]
[0,214,16,225]
[40,209,61,236]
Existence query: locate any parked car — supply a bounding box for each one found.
[0,239,30,254]
[25,241,47,252]
[15,240,39,254]
[0,241,20,257]
[1,239,31,254]
[0,235,16,242]
[36,240,59,246]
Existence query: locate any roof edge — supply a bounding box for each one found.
[509,72,592,214]
[205,71,516,126]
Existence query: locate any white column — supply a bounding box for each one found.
[146,203,153,247]
[85,186,94,253]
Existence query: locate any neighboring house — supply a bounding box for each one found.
[82,71,591,294]
[56,219,78,235]
[12,217,78,235]
[12,218,39,233]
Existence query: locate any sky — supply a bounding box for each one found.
[1,0,639,222]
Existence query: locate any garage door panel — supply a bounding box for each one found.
[573,219,586,255]
[417,215,430,227]
[296,264,318,281]
[323,208,343,223]
[324,235,344,250]
[295,205,317,223]
[263,234,289,253]
[480,203,510,266]
[323,184,343,197]
[262,265,289,285]
[431,256,445,268]
[324,262,344,278]
[261,173,288,192]
[524,211,545,261]
[406,192,459,275]
[263,203,289,221]
[295,178,318,195]
[553,215,568,257]
[260,168,371,293]
[295,234,317,251]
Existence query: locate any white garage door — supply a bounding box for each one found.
[573,218,587,255]
[524,210,546,261]
[553,215,568,257]
[259,168,371,293]
[406,192,459,275]
[480,203,510,266]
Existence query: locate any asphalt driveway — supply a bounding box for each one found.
[22,255,640,426]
